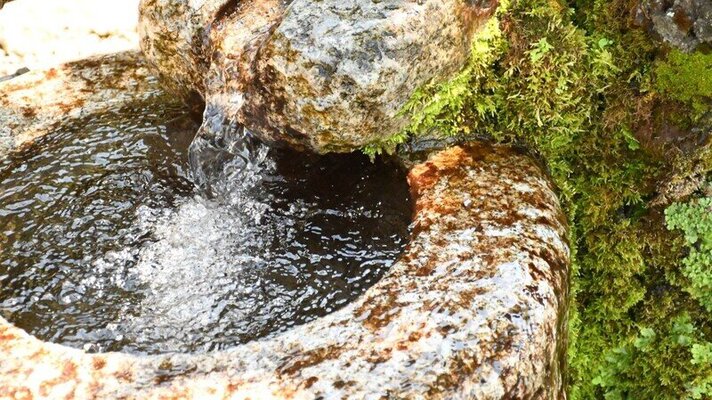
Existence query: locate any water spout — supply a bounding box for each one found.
[188,96,267,199]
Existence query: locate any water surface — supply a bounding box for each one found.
[0,99,412,354]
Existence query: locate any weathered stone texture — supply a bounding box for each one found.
[0,140,569,399]
[637,0,712,51]
[139,0,499,152]
[0,51,162,157]
[138,0,227,97]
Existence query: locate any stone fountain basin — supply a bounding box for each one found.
[0,52,569,399]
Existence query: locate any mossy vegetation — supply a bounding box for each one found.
[365,0,712,397]
[655,50,712,121]
[666,197,712,314]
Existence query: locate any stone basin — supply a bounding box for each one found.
[0,52,569,399]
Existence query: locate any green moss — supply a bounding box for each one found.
[363,9,508,158]
[666,197,712,313]
[366,0,712,398]
[655,50,712,120]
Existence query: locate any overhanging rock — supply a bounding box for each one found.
[139,0,499,153]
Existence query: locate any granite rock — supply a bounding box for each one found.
[139,0,499,152]
[138,0,228,98]
[0,124,569,398]
[0,46,569,400]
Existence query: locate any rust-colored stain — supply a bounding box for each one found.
[0,329,17,342]
[62,362,78,380]
[21,107,37,118]
[302,376,319,389]
[366,347,393,364]
[39,362,78,397]
[278,345,345,377]
[355,290,399,330]
[115,369,134,383]
[426,349,482,397]
[92,357,106,371]
[226,382,242,395]
[414,258,438,276]
[45,68,58,79]
[459,0,500,37]
[672,7,694,33]
[63,387,76,400]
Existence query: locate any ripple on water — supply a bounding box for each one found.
[0,99,412,354]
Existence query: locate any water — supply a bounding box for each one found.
[0,99,412,354]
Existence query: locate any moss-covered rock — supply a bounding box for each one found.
[383,0,712,398]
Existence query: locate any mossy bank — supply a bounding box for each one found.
[372,0,712,398]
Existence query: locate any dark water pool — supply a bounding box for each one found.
[0,99,412,354]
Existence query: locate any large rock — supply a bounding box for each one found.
[0,55,569,399]
[139,0,498,152]
[637,0,712,51]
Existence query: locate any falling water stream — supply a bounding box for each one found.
[0,97,412,354]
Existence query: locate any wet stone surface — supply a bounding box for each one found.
[139,0,499,153]
[0,51,163,157]
[0,56,570,399]
[0,142,570,399]
[0,98,411,354]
